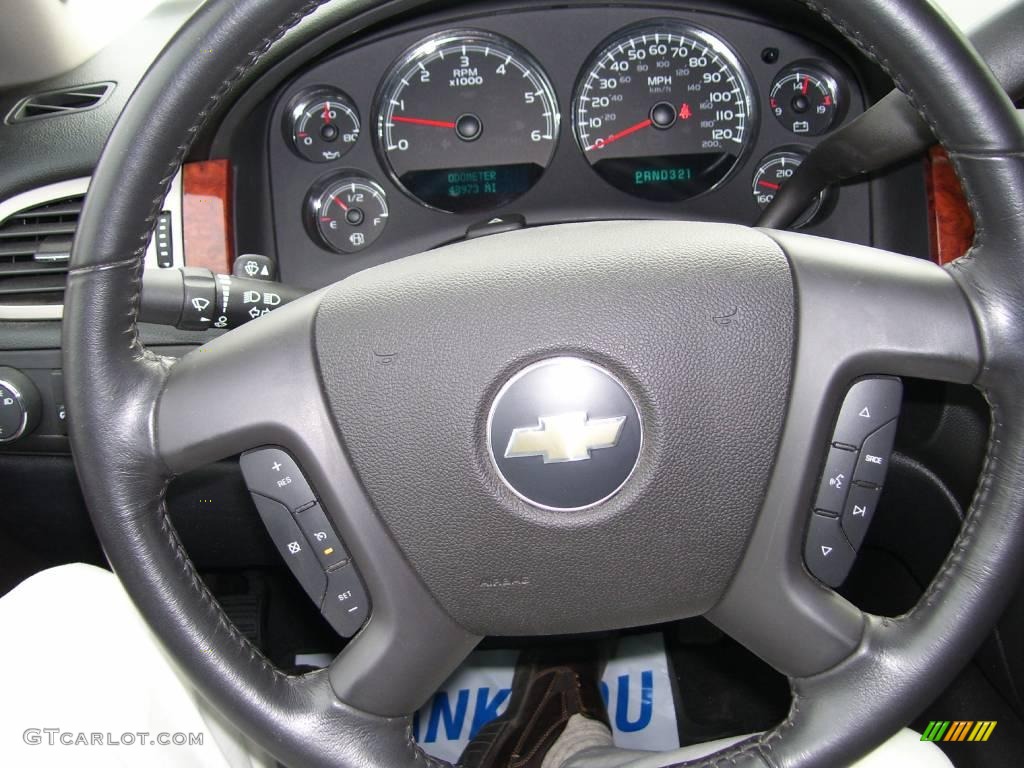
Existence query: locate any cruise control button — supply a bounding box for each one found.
[250,494,326,604]
[833,377,902,448]
[294,503,348,569]
[842,483,882,549]
[240,448,316,511]
[321,565,370,638]
[853,420,898,487]
[805,512,857,588]
[814,445,858,514]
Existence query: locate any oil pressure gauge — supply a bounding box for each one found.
[310,175,388,253]
[769,64,840,136]
[286,88,361,163]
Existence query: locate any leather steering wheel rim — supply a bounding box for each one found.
[63,1,1024,766]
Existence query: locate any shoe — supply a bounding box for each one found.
[458,645,611,768]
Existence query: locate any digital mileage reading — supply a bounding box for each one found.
[573,22,754,202]
[376,31,559,213]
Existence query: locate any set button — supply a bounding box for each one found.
[321,565,371,638]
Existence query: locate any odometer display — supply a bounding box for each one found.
[573,23,755,202]
[376,31,559,213]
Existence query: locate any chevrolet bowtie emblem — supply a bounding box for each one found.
[504,412,627,464]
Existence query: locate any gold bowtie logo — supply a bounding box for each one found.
[504,412,627,464]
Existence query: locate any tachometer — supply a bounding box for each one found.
[375,30,559,213]
[573,22,755,202]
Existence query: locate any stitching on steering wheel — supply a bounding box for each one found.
[157,492,292,680]
[73,1,1012,765]
[664,3,1005,766]
[795,0,990,250]
[103,4,457,763]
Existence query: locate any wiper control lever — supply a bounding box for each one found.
[140,267,306,331]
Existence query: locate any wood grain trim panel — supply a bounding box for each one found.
[183,159,233,273]
[926,147,974,266]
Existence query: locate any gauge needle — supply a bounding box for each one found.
[587,118,653,151]
[801,77,810,95]
[391,116,458,129]
[758,180,782,190]
[322,103,331,123]
[331,195,349,211]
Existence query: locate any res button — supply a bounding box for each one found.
[240,448,316,512]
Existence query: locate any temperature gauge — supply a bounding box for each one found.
[752,149,828,228]
[287,88,361,163]
[310,176,388,253]
[769,65,840,136]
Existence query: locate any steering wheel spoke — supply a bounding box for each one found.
[709,231,982,677]
[157,295,479,717]
[157,295,325,475]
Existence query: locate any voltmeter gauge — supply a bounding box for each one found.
[752,149,828,228]
[769,65,840,136]
[287,88,361,163]
[310,176,388,253]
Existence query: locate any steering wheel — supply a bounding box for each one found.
[63,0,1024,765]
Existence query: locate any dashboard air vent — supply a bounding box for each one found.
[7,82,114,123]
[0,194,83,307]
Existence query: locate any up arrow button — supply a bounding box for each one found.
[832,377,903,449]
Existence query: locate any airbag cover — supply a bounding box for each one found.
[315,221,794,635]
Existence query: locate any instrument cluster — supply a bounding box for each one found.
[265,3,867,288]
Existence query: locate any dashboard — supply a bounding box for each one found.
[0,0,937,459]
[259,2,878,290]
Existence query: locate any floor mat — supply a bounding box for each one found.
[414,633,681,763]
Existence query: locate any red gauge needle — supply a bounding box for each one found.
[758,180,782,190]
[331,195,349,212]
[587,118,653,151]
[322,103,331,123]
[391,116,458,129]
[801,77,810,95]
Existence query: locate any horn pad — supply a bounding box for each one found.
[315,221,794,635]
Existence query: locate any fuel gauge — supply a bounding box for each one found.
[286,88,361,163]
[310,175,388,254]
[769,65,840,136]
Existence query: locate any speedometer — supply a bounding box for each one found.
[573,22,755,202]
[376,30,559,213]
